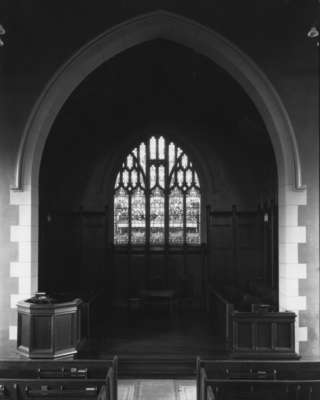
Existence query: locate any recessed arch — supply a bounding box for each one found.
[9,10,308,352]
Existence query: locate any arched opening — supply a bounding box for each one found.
[38,39,279,356]
[113,136,201,246]
[9,10,308,355]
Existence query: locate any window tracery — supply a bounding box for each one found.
[114,136,201,245]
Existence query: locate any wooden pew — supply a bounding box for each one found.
[0,357,118,400]
[197,358,320,400]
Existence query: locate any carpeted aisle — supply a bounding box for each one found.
[118,380,196,400]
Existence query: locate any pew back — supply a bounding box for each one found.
[202,379,320,400]
[0,357,118,400]
[197,358,320,400]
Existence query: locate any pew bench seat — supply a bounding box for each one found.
[0,357,118,400]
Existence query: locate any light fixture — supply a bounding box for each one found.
[308,25,319,39]
[0,23,5,46]
[308,0,320,40]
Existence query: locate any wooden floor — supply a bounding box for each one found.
[78,308,226,359]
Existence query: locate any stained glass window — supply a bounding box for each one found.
[114,136,201,245]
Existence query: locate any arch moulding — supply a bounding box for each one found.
[9,10,308,352]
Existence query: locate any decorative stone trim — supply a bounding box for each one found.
[9,187,38,339]
[278,186,308,351]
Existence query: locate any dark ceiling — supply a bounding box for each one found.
[39,38,277,211]
[0,0,316,69]
[53,39,270,147]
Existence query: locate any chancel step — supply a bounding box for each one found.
[118,357,196,379]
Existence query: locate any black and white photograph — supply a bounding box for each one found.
[0,1,319,399]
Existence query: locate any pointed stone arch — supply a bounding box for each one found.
[9,10,308,351]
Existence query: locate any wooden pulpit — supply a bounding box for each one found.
[17,294,83,359]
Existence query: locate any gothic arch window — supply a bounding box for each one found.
[114,136,201,246]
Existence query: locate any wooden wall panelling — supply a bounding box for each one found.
[232,205,239,282]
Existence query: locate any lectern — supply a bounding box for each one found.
[17,293,83,359]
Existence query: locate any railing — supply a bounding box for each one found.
[52,289,106,341]
[208,288,233,350]
[83,288,106,339]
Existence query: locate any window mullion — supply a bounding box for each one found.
[165,140,169,246]
[146,139,150,246]
[183,191,187,245]
[128,192,132,246]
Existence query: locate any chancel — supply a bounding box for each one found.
[0,1,319,399]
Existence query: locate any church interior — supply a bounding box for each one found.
[38,39,278,358]
[0,0,319,399]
